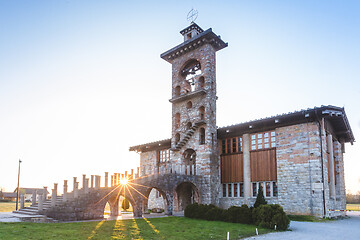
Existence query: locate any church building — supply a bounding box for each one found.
[129,22,354,217]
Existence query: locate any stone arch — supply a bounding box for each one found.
[144,187,169,214]
[174,181,200,212]
[180,59,202,93]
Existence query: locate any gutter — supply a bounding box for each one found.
[316,111,327,217]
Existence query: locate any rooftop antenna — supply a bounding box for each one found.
[187,8,198,24]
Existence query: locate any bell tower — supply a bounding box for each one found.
[161,22,227,205]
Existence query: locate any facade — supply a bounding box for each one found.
[129,23,354,217]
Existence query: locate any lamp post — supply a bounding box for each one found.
[15,159,22,211]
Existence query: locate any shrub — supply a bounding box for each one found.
[253,204,289,230]
[184,203,198,218]
[254,185,267,208]
[121,198,130,211]
[204,206,225,221]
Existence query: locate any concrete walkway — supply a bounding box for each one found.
[245,212,360,240]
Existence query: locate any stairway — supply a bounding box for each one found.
[13,196,63,216]
[173,120,206,151]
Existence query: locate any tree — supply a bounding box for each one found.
[254,185,267,208]
[121,198,130,211]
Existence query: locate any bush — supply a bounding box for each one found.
[121,198,130,211]
[253,204,289,230]
[204,206,225,221]
[254,185,267,208]
[184,203,198,218]
[226,205,253,224]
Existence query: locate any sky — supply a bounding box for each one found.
[0,0,359,194]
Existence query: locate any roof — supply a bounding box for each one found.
[218,105,355,143]
[129,105,354,153]
[2,192,17,198]
[160,28,228,63]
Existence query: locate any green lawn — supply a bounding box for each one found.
[0,217,272,240]
[347,204,360,211]
[0,202,32,212]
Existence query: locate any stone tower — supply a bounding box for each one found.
[161,23,227,205]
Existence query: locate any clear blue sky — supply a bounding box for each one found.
[1,0,359,194]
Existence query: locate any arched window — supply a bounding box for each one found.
[175,113,180,128]
[199,76,205,89]
[175,133,180,145]
[175,86,181,97]
[186,101,192,109]
[181,59,202,93]
[200,128,205,145]
[199,106,205,120]
[186,122,192,130]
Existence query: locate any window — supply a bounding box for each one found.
[252,183,257,197]
[234,183,238,197]
[182,59,202,93]
[228,184,232,197]
[200,128,205,145]
[199,106,205,120]
[186,101,192,109]
[273,182,278,197]
[186,122,192,130]
[175,113,180,128]
[175,86,181,96]
[159,149,170,163]
[221,137,242,154]
[222,184,226,197]
[240,183,244,197]
[265,182,271,197]
[251,131,276,150]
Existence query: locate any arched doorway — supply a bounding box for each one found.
[175,182,200,212]
[183,149,196,175]
[144,187,168,215]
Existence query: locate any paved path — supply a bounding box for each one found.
[245,212,360,240]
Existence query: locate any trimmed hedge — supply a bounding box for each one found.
[185,203,289,230]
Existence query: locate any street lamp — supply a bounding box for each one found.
[15,159,22,211]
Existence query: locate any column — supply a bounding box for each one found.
[74,182,79,198]
[125,171,128,179]
[137,167,140,177]
[51,183,58,207]
[95,176,100,189]
[328,134,336,200]
[73,177,77,191]
[63,180,68,202]
[91,175,94,188]
[84,178,89,194]
[20,194,25,209]
[111,175,114,187]
[32,190,37,205]
[82,174,86,189]
[38,195,43,212]
[43,187,48,201]
[243,133,251,204]
[114,174,117,186]
[105,172,109,188]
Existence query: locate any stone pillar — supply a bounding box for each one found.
[111,175,114,187]
[74,182,79,198]
[130,169,134,179]
[20,194,25,209]
[91,175,94,188]
[105,172,109,188]
[243,133,251,204]
[32,190,37,205]
[125,171,128,179]
[43,186,48,201]
[73,177,77,191]
[137,167,140,177]
[114,174,117,186]
[63,180,68,202]
[84,178,89,194]
[38,195,43,212]
[51,189,56,207]
[328,134,336,200]
[82,174,86,189]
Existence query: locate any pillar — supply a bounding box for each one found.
[130,169,134,179]
[111,175,114,187]
[74,182,79,198]
[51,189,56,207]
[328,134,336,200]
[91,175,94,188]
[84,178,89,194]
[43,186,48,201]
[63,180,68,202]
[38,195,43,212]
[105,172,109,188]
[32,190,37,205]
[243,133,251,204]
[82,174,86,189]
[95,176,100,189]
[73,177,77,191]
[20,194,25,209]
[137,167,140,177]
[125,171,128,179]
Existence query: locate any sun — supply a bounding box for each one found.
[119,177,128,185]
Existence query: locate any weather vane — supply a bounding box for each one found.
[187,8,198,23]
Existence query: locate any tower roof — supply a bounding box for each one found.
[161,26,228,63]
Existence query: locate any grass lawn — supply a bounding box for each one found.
[346,204,360,211]
[287,214,332,222]
[0,216,272,240]
[0,202,32,212]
